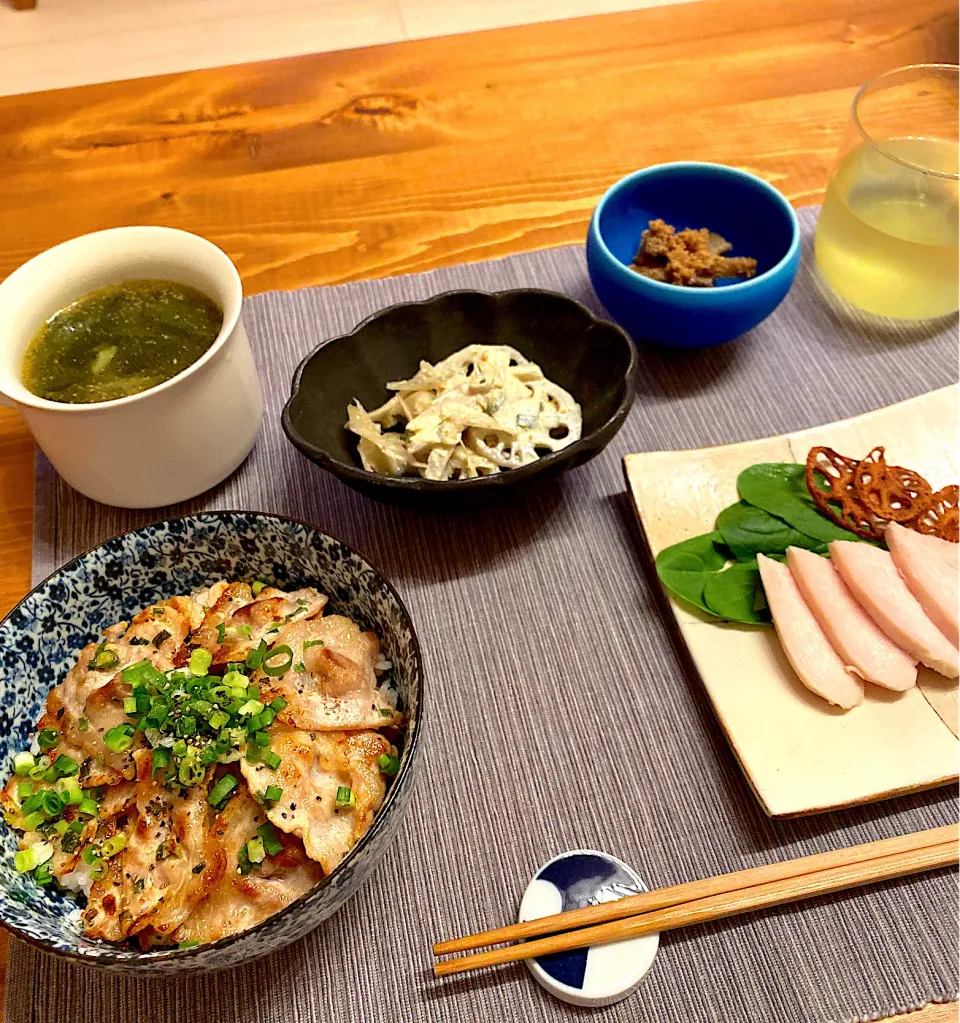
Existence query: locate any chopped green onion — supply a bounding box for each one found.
[238,700,264,717]
[246,836,265,864]
[251,730,270,748]
[238,844,253,875]
[257,821,284,857]
[234,624,253,637]
[53,819,70,837]
[152,748,171,776]
[178,758,205,787]
[216,623,226,644]
[262,785,283,805]
[37,729,60,751]
[177,716,198,737]
[89,644,120,671]
[102,834,127,858]
[14,848,37,873]
[302,639,325,651]
[245,746,262,765]
[16,782,33,800]
[251,581,267,596]
[178,940,199,950]
[121,660,165,687]
[172,739,188,757]
[376,753,400,776]
[81,847,97,865]
[246,684,260,700]
[34,861,54,886]
[78,717,90,732]
[152,629,172,648]
[22,811,44,831]
[208,709,230,730]
[40,790,64,818]
[53,754,79,777]
[21,793,43,813]
[55,778,83,803]
[262,749,281,770]
[262,645,293,677]
[334,786,355,809]
[245,640,268,670]
[293,662,306,673]
[223,670,249,692]
[60,832,80,853]
[104,724,135,753]
[77,797,100,817]
[123,697,138,714]
[189,647,214,676]
[269,697,287,712]
[90,859,108,882]
[68,819,85,834]
[208,775,237,808]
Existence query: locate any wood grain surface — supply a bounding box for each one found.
[0,0,957,1018]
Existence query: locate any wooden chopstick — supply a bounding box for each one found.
[433,825,958,977]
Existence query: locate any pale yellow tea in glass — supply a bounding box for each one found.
[815,64,959,320]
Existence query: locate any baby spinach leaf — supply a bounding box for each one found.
[654,531,728,613]
[702,561,770,624]
[716,501,829,561]
[736,463,864,544]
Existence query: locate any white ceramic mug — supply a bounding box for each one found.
[0,226,263,508]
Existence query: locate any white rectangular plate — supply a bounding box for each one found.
[624,386,959,817]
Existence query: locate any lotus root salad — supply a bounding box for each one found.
[1,581,403,949]
[346,344,582,480]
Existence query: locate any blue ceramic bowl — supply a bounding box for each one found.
[0,512,424,974]
[586,162,801,347]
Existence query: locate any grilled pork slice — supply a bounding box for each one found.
[168,783,322,947]
[83,752,225,943]
[240,729,391,873]
[756,554,863,709]
[260,616,402,731]
[886,522,959,648]
[193,584,327,666]
[786,547,917,692]
[830,542,959,679]
[42,596,202,785]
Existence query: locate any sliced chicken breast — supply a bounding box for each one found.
[830,541,959,679]
[886,522,959,647]
[240,728,391,873]
[906,529,960,571]
[786,546,917,692]
[757,554,863,709]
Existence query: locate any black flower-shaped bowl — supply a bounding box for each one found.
[282,289,638,505]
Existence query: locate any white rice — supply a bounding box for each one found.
[60,858,95,898]
[375,656,393,673]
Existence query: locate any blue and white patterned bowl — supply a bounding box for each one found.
[0,512,424,974]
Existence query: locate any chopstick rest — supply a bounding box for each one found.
[518,849,659,1007]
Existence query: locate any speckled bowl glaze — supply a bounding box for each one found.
[0,512,424,974]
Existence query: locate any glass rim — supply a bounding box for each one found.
[852,62,960,181]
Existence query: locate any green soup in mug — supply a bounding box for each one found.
[22,279,223,404]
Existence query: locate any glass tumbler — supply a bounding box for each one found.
[814,63,959,320]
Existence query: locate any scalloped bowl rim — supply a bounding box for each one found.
[281,288,638,491]
[0,510,424,968]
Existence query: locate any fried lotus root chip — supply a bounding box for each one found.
[853,446,933,523]
[916,484,960,543]
[805,446,883,539]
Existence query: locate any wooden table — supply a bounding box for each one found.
[0,0,957,1018]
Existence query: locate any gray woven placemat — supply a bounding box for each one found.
[10,207,960,1023]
